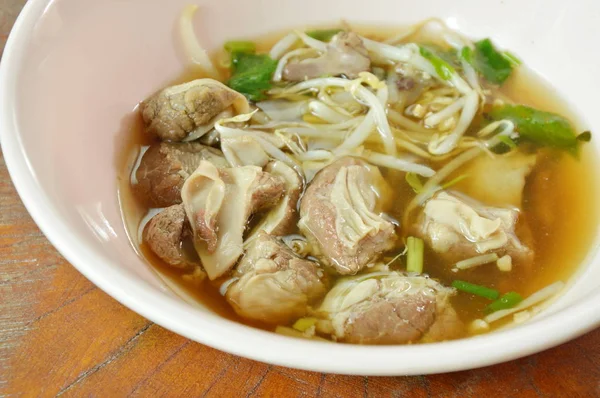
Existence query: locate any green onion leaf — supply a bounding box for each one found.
[460,46,474,64]
[224,40,256,54]
[485,291,523,313]
[462,39,515,85]
[488,104,579,152]
[305,28,343,42]
[452,280,500,300]
[422,44,462,69]
[419,45,455,81]
[406,236,424,274]
[502,51,522,66]
[577,131,592,142]
[473,39,514,84]
[227,52,278,101]
[405,172,425,193]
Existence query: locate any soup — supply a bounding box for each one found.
[119,14,598,344]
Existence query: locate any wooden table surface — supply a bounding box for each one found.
[2,3,600,397]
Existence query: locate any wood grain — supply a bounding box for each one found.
[1,4,600,396]
[1,151,600,398]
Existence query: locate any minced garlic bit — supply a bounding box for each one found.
[513,310,531,324]
[468,319,490,334]
[497,255,513,272]
[492,98,505,107]
[438,117,457,132]
[182,266,207,286]
[405,103,427,119]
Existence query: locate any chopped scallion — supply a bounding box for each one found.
[485,291,523,313]
[452,280,500,300]
[472,39,514,85]
[460,46,474,64]
[224,40,256,54]
[502,51,522,66]
[484,282,564,323]
[406,236,424,274]
[305,28,342,42]
[488,104,579,153]
[419,45,455,81]
[227,52,278,101]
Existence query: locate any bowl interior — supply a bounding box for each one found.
[2,0,600,375]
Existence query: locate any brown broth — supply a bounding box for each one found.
[117,27,599,341]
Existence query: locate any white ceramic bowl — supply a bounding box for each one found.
[2,0,599,375]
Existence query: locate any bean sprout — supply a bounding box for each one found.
[178,5,220,79]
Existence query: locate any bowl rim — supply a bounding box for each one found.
[2,0,600,376]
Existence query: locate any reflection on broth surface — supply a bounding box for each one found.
[118,18,598,344]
